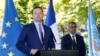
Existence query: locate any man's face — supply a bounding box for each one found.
[33,8,43,22]
[68,24,76,34]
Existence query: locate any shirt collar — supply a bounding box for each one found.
[34,21,43,26]
[69,33,76,37]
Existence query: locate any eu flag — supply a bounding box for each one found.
[87,3,100,56]
[0,0,24,56]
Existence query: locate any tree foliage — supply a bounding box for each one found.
[54,0,100,32]
[14,0,48,25]
[13,1,100,56]
[14,0,100,32]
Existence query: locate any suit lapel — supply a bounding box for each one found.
[32,23,39,37]
[68,34,73,41]
[43,25,46,43]
[43,25,50,45]
[75,35,79,47]
[31,23,43,45]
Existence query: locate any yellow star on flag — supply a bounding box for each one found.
[1,32,7,38]
[2,43,8,49]
[5,21,12,27]
[8,51,14,56]
[15,17,19,22]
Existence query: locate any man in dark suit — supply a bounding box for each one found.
[16,6,55,56]
[61,22,86,56]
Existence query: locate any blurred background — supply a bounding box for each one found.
[0,0,100,56]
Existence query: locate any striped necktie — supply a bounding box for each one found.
[39,24,44,45]
[72,36,77,50]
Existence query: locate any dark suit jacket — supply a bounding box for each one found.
[16,23,55,56]
[61,34,86,56]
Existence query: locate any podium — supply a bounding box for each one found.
[35,50,79,56]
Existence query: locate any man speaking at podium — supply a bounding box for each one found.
[61,22,86,56]
[16,6,55,56]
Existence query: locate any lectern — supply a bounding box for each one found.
[35,50,79,56]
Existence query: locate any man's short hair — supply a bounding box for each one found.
[68,22,77,27]
[32,6,43,14]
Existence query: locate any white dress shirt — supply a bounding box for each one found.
[69,33,77,44]
[34,21,44,38]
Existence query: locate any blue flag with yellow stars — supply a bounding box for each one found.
[0,0,24,56]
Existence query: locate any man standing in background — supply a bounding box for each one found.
[61,22,86,56]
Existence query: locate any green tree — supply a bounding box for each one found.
[14,0,48,25]
[14,0,100,56]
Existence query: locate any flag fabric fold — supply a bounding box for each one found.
[0,0,24,56]
[87,3,100,56]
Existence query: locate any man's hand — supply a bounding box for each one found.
[30,49,38,55]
